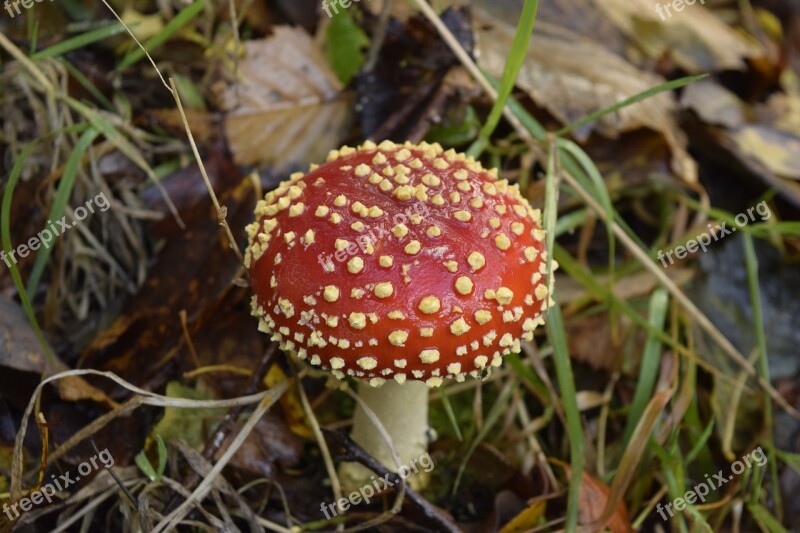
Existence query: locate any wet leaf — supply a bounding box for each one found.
[594,0,763,72]
[213,27,350,172]
[562,465,635,533]
[681,79,746,129]
[729,125,800,180]
[324,8,370,85]
[475,9,697,182]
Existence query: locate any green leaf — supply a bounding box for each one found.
[31,23,130,60]
[324,8,369,85]
[135,450,158,482]
[151,382,227,448]
[117,1,205,70]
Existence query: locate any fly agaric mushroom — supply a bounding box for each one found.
[246,140,553,489]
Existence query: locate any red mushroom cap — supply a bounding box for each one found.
[246,141,552,388]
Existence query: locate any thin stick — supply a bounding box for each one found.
[152,381,288,532]
[170,77,246,267]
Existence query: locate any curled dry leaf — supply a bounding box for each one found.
[558,462,635,533]
[0,297,116,406]
[474,10,697,183]
[593,0,763,72]
[213,27,351,172]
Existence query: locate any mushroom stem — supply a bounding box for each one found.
[339,380,430,490]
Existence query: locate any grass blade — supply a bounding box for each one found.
[623,288,669,444]
[556,74,708,137]
[1,142,57,367]
[27,128,100,296]
[117,1,205,70]
[468,0,539,157]
[31,23,129,60]
[542,139,583,532]
[742,234,781,516]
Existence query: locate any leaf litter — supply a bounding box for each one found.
[0,0,799,531]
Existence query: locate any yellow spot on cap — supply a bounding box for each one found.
[455,276,474,295]
[349,312,367,329]
[450,317,471,336]
[357,356,377,370]
[495,233,512,250]
[422,173,441,187]
[347,257,364,274]
[453,210,472,222]
[496,287,514,305]
[427,226,442,237]
[379,255,394,268]
[324,285,340,302]
[404,240,421,255]
[467,251,486,271]
[420,349,440,363]
[447,362,462,375]
[315,205,330,217]
[355,164,371,177]
[443,261,458,273]
[535,284,549,300]
[420,327,433,337]
[333,195,347,207]
[474,310,492,324]
[374,282,394,298]
[389,330,408,346]
[393,224,409,238]
[418,295,441,314]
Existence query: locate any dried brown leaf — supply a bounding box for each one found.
[594,0,763,72]
[213,27,350,172]
[474,10,697,182]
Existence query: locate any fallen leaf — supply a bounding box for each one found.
[729,125,800,179]
[562,464,636,533]
[593,0,763,72]
[213,27,351,172]
[0,297,52,375]
[681,79,746,129]
[0,297,116,407]
[499,498,546,533]
[474,10,697,183]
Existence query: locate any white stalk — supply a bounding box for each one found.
[339,380,430,490]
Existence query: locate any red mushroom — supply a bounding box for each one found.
[246,140,552,488]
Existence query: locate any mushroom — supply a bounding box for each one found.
[246,140,552,490]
